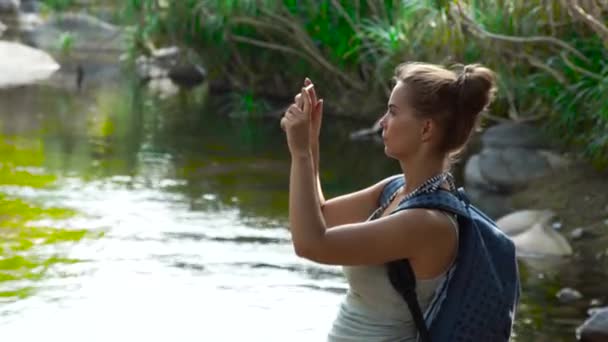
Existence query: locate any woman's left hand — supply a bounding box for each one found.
[281,87,313,157]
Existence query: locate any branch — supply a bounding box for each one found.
[560,51,604,81]
[519,52,569,84]
[261,8,365,90]
[451,2,590,63]
[567,0,608,46]
[229,34,312,62]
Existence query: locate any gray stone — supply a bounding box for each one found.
[481,122,550,149]
[350,118,382,142]
[590,299,603,307]
[0,0,19,13]
[538,149,571,170]
[26,13,125,54]
[19,0,36,13]
[556,287,583,303]
[577,307,608,342]
[496,210,573,256]
[0,41,59,88]
[464,185,513,220]
[464,154,499,191]
[479,147,552,190]
[571,227,585,240]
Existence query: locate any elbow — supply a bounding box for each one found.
[294,242,313,259]
[293,241,321,261]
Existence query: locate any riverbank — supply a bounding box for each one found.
[512,160,608,236]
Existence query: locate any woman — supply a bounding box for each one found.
[280,62,496,341]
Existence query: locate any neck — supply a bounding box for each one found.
[398,154,448,195]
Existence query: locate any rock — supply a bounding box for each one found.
[556,287,583,303]
[16,12,43,32]
[151,46,180,67]
[147,77,179,99]
[576,307,608,342]
[538,149,571,170]
[590,299,603,307]
[0,0,19,13]
[481,122,550,149]
[496,209,573,256]
[350,118,382,141]
[26,13,125,54]
[496,209,550,236]
[135,55,167,80]
[465,185,513,219]
[0,41,59,88]
[571,227,585,240]
[19,0,36,13]
[167,63,206,89]
[479,147,552,190]
[464,154,499,191]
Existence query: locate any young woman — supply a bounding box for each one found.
[280,62,496,341]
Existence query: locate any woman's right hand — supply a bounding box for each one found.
[295,78,323,145]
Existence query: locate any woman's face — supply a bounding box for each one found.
[379,82,426,159]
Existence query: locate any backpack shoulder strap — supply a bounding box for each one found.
[393,189,471,219]
[387,189,472,342]
[378,175,405,207]
[387,259,432,342]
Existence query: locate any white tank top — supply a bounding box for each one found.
[327,213,458,342]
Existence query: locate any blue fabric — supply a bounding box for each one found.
[379,175,521,341]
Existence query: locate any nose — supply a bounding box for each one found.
[378,114,387,129]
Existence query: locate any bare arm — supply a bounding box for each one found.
[289,154,456,267]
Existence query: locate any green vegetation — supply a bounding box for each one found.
[124,0,608,168]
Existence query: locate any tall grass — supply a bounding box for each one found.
[123,0,608,168]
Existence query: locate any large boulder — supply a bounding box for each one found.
[0,0,19,14]
[0,41,59,88]
[464,154,499,191]
[481,122,551,149]
[478,147,552,190]
[496,209,573,256]
[25,13,125,55]
[464,185,513,219]
[577,307,608,342]
[19,0,36,13]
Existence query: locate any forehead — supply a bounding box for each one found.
[388,81,408,106]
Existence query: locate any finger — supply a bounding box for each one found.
[305,81,317,107]
[288,104,302,115]
[317,99,323,117]
[302,87,311,115]
[280,117,287,131]
[285,109,298,120]
[304,78,311,86]
[294,93,303,109]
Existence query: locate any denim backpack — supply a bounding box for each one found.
[378,175,520,342]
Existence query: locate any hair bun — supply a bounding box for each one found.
[454,64,496,119]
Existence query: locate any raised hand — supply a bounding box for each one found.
[281,86,313,156]
[294,78,323,145]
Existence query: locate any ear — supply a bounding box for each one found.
[419,118,435,142]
